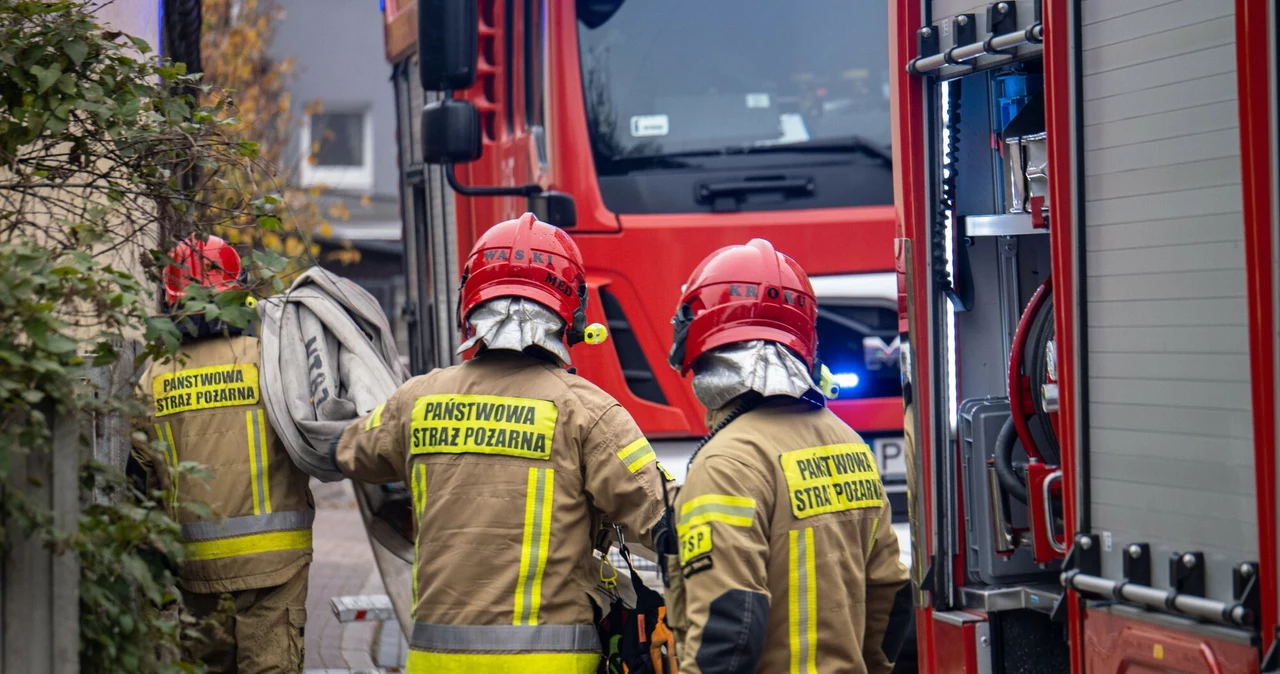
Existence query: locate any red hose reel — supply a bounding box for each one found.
[1007,277,1066,563]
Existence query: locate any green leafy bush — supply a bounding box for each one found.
[0,2,300,671]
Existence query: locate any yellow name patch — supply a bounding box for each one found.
[410,394,557,460]
[152,363,260,417]
[679,523,712,565]
[779,443,884,519]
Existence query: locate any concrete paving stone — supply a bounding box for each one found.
[305,479,389,670]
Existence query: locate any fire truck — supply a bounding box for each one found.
[350,0,912,634]
[892,0,1277,672]
[382,0,906,481]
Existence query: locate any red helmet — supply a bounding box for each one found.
[668,238,818,375]
[162,234,242,305]
[459,213,589,344]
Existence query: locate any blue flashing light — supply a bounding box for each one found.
[830,372,861,389]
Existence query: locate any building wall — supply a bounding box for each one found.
[273,0,399,199]
[93,0,162,52]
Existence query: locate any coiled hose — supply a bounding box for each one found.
[995,415,1028,503]
[1027,292,1059,465]
[995,280,1059,504]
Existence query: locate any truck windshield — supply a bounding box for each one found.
[577,0,891,175]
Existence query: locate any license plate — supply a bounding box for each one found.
[872,437,907,481]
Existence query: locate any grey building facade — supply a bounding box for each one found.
[271,0,409,356]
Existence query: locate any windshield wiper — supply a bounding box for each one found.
[623,135,894,167]
[599,153,705,175]
[728,136,894,166]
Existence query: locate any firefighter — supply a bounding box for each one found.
[662,238,911,674]
[130,235,314,673]
[331,213,670,674]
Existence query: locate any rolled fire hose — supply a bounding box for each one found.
[257,266,410,481]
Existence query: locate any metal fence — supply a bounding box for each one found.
[1,405,86,674]
[1,356,139,674]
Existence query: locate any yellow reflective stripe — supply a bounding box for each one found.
[513,467,554,625]
[245,411,258,515]
[529,469,554,625]
[245,411,273,516]
[677,494,757,533]
[513,469,536,624]
[366,402,386,431]
[805,528,818,672]
[789,530,801,674]
[156,422,179,516]
[867,517,880,561]
[406,650,598,674]
[789,527,818,674]
[412,463,427,602]
[154,423,175,468]
[257,410,271,513]
[616,437,657,473]
[184,529,312,561]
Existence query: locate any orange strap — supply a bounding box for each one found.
[650,606,678,674]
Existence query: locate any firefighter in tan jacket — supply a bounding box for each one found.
[130,235,313,673]
[331,213,670,674]
[661,239,912,674]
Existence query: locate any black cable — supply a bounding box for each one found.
[657,394,761,587]
[685,394,762,475]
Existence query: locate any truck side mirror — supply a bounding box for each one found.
[576,0,626,29]
[418,0,478,91]
[421,99,482,164]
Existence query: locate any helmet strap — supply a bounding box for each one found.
[667,303,694,371]
[454,271,470,333]
[565,282,589,346]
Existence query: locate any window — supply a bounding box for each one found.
[300,109,374,191]
[524,0,544,126]
[504,0,515,134]
[577,0,891,173]
[525,0,548,166]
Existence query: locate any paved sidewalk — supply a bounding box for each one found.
[305,479,388,672]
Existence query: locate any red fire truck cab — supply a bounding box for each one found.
[384,0,906,487]
[892,0,1278,671]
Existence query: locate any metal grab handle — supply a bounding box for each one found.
[1062,570,1253,626]
[907,23,1043,76]
[1043,470,1066,553]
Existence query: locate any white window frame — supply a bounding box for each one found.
[299,108,375,191]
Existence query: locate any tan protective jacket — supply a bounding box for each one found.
[132,335,315,595]
[334,350,668,674]
[667,398,909,674]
